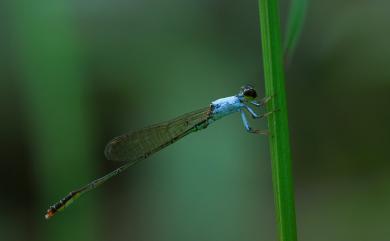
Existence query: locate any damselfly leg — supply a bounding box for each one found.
[240,109,268,135]
[250,95,273,107]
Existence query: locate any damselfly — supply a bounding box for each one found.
[45,84,271,219]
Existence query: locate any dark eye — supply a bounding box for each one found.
[244,89,257,98]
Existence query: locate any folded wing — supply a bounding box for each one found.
[104,107,211,162]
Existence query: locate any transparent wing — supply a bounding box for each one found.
[104,107,212,162]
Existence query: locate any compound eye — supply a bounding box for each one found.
[244,88,257,99]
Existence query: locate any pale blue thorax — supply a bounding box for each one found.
[206,94,264,134]
[210,95,244,120]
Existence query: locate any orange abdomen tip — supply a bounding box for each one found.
[45,209,56,220]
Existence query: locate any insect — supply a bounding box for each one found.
[45,84,272,219]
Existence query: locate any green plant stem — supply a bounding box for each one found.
[258,1,298,241]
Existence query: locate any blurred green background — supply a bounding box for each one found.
[1,0,389,241]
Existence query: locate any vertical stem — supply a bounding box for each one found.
[258,1,298,241]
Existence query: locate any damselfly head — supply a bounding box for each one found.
[238,84,257,101]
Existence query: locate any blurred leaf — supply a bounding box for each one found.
[284,0,308,62]
[11,0,99,240]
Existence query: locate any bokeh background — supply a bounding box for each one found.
[1,0,389,241]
